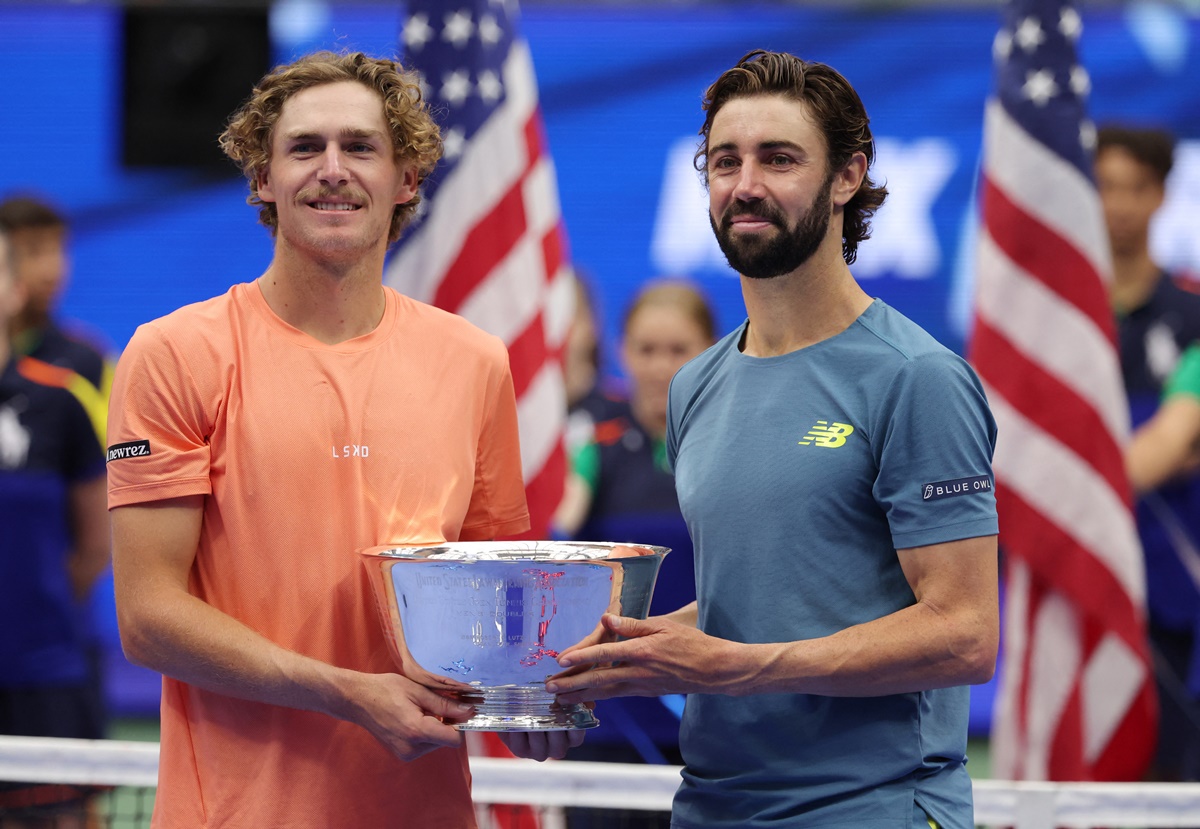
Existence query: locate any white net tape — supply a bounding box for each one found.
[0,736,158,788]
[5,736,1200,827]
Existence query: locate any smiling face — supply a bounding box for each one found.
[257,81,419,264]
[705,94,855,279]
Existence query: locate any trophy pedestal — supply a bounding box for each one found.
[456,685,599,731]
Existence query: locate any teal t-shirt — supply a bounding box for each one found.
[665,299,998,829]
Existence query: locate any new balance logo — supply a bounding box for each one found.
[798,421,855,448]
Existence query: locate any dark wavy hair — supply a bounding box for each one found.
[219,51,442,244]
[694,50,888,265]
[1096,123,1175,185]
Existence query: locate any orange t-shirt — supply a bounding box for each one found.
[107,282,529,828]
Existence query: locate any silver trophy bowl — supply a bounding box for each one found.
[360,540,668,731]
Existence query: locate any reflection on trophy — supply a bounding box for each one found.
[360,541,669,731]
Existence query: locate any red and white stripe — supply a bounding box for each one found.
[973,98,1157,781]
[385,39,573,539]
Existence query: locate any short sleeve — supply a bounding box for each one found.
[106,322,214,507]
[873,351,999,550]
[571,441,601,491]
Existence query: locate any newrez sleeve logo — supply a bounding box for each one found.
[921,475,992,501]
[107,439,152,463]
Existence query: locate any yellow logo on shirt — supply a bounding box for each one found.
[798,421,855,448]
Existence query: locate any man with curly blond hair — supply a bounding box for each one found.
[105,52,566,828]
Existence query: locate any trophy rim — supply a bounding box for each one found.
[358,540,670,562]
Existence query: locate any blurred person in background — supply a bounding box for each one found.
[1097,123,1200,781]
[562,268,624,457]
[105,50,573,829]
[553,279,715,790]
[556,277,715,615]
[0,224,109,826]
[0,194,116,774]
[0,195,114,444]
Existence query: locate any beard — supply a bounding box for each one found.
[710,170,835,280]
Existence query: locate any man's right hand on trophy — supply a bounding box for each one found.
[547,612,742,702]
[337,670,477,762]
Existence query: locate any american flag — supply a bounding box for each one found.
[971,0,1157,780]
[387,0,572,542]
[389,3,570,820]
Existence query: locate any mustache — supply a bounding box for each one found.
[719,199,786,230]
[297,186,369,203]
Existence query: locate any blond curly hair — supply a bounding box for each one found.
[219,51,442,245]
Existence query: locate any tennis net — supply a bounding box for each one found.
[10,735,1200,828]
[0,735,679,828]
[0,736,156,828]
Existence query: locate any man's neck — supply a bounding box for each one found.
[1109,250,1161,315]
[257,248,388,345]
[739,249,872,357]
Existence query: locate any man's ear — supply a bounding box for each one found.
[831,152,868,208]
[395,164,419,206]
[257,169,276,203]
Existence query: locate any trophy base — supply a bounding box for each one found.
[454,684,600,732]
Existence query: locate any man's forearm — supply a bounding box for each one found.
[118,580,359,718]
[740,598,997,698]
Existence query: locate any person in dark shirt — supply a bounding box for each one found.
[1097,123,1200,780]
[0,222,109,824]
[0,194,116,754]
